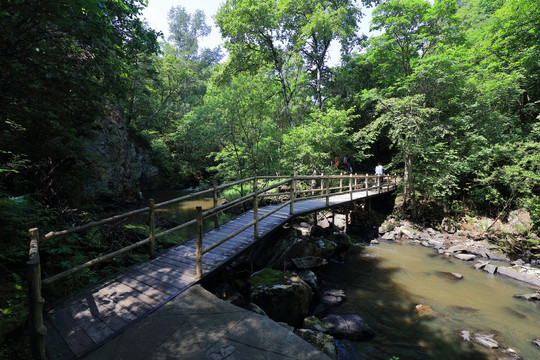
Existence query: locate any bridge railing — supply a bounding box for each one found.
[26,172,396,359]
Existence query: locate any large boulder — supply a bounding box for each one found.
[249,269,313,327]
[508,209,532,234]
[295,329,337,360]
[497,265,540,287]
[327,233,351,253]
[269,236,337,268]
[292,256,328,269]
[320,314,374,340]
[298,270,319,293]
[454,253,476,261]
[310,225,331,237]
[319,288,346,306]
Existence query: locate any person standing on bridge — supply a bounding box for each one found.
[343,156,352,173]
[375,162,384,185]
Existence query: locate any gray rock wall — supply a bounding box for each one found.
[83,103,158,203]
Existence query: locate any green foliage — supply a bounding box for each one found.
[189,69,286,181]
[469,142,540,220]
[0,194,55,356]
[0,195,55,272]
[0,0,160,208]
[282,107,356,174]
[0,274,27,345]
[222,184,254,202]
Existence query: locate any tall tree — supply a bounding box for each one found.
[166,6,223,114]
[216,0,306,125]
[281,107,355,173]
[282,0,370,108]
[363,95,438,218]
[216,0,375,120]
[185,69,282,181]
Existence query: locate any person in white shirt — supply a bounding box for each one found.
[375,162,384,185]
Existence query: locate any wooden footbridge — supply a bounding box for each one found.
[27,173,396,359]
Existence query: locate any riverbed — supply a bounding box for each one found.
[322,240,540,360]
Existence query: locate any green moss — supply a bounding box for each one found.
[123,224,146,231]
[249,268,292,288]
[511,224,527,234]
[324,240,336,250]
[305,316,325,328]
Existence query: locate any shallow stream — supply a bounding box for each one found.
[323,241,540,360]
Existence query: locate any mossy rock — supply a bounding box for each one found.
[248,268,293,289]
[295,329,337,360]
[303,316,326,332]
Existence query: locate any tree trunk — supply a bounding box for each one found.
[405,152,417,219]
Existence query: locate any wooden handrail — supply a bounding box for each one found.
[44,207,150,240]
[30,173,396,285]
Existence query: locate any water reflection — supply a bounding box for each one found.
[140,189,231,240]
[322,241,540,360]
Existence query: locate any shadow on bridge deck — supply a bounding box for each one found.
[82,284,330,360]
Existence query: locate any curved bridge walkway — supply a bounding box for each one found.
[30,176,395,359]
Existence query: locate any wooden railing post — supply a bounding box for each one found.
[354,174,357,191]
[27,228,46,360]
[320,173,324,195]
[365,174,369,197]
[325,175,330,206]
[339,173,343,193]
[195,206,203,279]
[311,169,316,196]
[149,199,156,259]
[213,183,219,228]
[378,175,382,193]
[290,173,296,215]
[345,204,349,233]
[349,173,353,200]
[253,176,259,239]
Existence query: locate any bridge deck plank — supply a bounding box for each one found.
[44,187,394,359]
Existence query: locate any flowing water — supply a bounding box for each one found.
[322,241,540,360]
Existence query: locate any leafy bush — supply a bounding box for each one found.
[0,194,55,356]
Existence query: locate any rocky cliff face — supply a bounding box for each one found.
[83,103,158,204]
